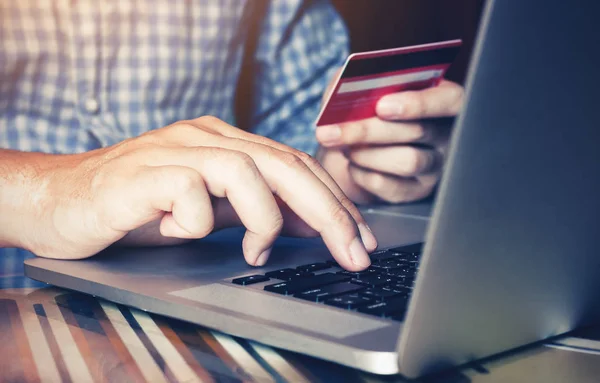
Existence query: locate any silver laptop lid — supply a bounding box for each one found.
[398,0,600,377]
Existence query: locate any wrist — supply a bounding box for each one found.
[0,150,54,250]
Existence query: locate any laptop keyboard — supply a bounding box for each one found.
[231,243,422,322]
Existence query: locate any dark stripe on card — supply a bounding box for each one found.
[341,46,461,79]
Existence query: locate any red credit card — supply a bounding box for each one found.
[316,39,462,126]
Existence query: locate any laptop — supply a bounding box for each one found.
[24,0,600,378]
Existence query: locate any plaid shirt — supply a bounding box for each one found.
[0,0,348,155]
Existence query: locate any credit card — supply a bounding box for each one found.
[316,39,462,126]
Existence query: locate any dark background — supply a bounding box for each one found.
[332,0,486,84]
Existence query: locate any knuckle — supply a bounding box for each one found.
[404,95,425,119]
[278,151,307,170]
[196,115,222,126]
[126,145,165,164]
[295,151,321,170]
[136,130,166,146]
[346,121,369,143]
[290,149,312,163]
[236,152,257,170]
[226,151,261,178]
[106,137,152,160]
[328,203,354,228]
[173,168,203,193]
[165,122,199,137]
[337,194,355,213]
[265,212,284,237]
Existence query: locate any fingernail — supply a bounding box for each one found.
[316,125,342,145]
[358,223,378,251]
[377,99,404,119]
[255,248,271,267]
[349,237,371,268]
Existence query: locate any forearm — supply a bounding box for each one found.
[0,149,50,248]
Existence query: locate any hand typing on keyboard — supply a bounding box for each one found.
[0,117,377,270]
[232,243,423,322]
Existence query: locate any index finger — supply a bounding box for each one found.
[376,80,464,121]
[162,120,375,270]
[190,117,378,253]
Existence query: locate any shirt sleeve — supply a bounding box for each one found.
[250,0,349,155]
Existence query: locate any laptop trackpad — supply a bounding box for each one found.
[170,283,393,339]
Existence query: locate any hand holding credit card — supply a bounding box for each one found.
[316,40,464,205]
[316,40,462,126]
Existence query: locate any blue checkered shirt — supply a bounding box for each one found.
[0,0,348,155]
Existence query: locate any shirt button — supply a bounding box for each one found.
[84,98,100,114]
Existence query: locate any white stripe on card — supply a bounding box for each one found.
[338,69,444,94]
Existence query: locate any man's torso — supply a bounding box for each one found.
[0,0,249,153]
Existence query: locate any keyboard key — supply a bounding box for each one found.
[351,274,396,288]
[288,272,315,280]
[296,262,331,273]
[336,269,376,278]
[369,251,398,262]
[264,273,350,295]
[385,268,417,278]
[395,284,414,294]
[360,288,401,301]
[371,261,410,270]
[265,268,294,278]
[390,266,414,275]
[383,285,412,297]
[325,294,373,309]
[384,259,412,267]
[295,283,365,302]
[232,275,270,286]
[265,269,313,281]
[387,253,410,261]
[357,296,409,318]
[390,278,414,288]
